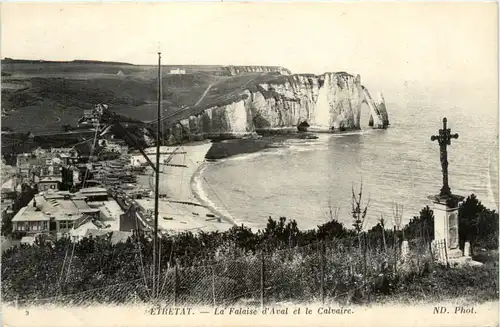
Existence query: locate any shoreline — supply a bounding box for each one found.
[176,130,376,231]
[132,133,326,233]
[133,141,235,234]
[127,128,384,233]
[190,159,238,227]
[204,129,381,160]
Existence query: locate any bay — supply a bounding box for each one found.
[199,81,499,231]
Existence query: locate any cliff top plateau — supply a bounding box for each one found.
[2,60,385,138]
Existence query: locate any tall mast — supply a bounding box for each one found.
[153,52,162,298]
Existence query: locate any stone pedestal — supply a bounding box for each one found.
[401,240,409,258]
[428,193,464,262]
[464,242,471,257]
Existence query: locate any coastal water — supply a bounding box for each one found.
[198,83,499,231]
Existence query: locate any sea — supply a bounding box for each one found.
[196,81,499,231]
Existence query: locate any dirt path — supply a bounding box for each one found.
[193,83,213,107]
[148,73,267,126]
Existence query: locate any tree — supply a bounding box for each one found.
[379,215,387,251]
[392,202,404,236]
[317,205,348,240]
[402,206,434,241]
[476,209,499,249]
[458,194,498,253]
[458,194,484,253]
[1,211,13,236]
[60,166,74,191]
[261,217,301,250]
[317,219,347,241]
[351,181,370,234]
[224,225,259,254]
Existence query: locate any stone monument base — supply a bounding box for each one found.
[447,248,463,260]
[431,241,483,267]
[448,256,483,267]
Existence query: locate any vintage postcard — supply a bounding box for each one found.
[0,2,498,327]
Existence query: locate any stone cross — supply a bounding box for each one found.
[431,117,459,197]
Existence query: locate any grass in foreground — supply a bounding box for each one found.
[372,260,498,305]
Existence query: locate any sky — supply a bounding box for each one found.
[1,2,498,87]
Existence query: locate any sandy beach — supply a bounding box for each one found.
[132,141,235,234]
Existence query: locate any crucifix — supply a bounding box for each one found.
[431,117,459,197]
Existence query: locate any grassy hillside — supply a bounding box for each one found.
[1,64,215,132]
[1,60,294,134]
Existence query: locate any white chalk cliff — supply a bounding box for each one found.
[170,72,388,140]
[225,65,291,76]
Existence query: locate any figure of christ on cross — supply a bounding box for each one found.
[431,117,459,197]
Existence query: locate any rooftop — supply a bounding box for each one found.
[40,176,62,183]
[43,190,69,199]
[1,178,15,192]
[11,205,46,222]
[12,189,123,226]
[110,231,133,245]
[79,187,108,194]
[12,192,88,222]
[12,187,123,223]
[90,200,123,217]
[69,220,100,238]
[72,199,91,211]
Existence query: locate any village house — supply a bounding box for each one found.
[68,215,131,244]
[49,148,78,166]
[77,187,109,202]
[10,187,122,239]
[16,153,40,179]
[16,148,48,168]
[169,68,186,75]
[37,176,62,191]
[82,104,105,121]
[1,162,19,213]
[11,191,98,237]
[67,198,125,242]
[16,147,79,184]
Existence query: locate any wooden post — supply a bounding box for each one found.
[393,226,397,249]
[363,233,368,299]
[173,265,178,306]
[363,233,367,277]
[443,239,450,268]
[260,252,265,310]
[153,52,162,300]
[319,241,325,304]
[211,266,216,307]
[393,226,397,275]
[382,226,387,252]
[428,239,434,261]
[157,239,162,298]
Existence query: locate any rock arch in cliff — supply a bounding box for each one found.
[297,121,310,132]
[368,92,389,127]
[362,86,389,128]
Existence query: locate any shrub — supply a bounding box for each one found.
[2,197,498,305]
[459,194,499,253]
